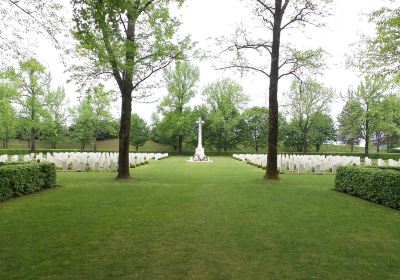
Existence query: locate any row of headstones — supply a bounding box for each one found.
[365,157,400,168]
[233,154,363,174]
[0,152,169,172]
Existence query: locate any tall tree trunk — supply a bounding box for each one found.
[178,134,183,155]
[117,89,132,179]
[136,145,139,151]
[351,141,354,153]
[316,143,320,153]
[30,128,36,153]
[266,1,283,180]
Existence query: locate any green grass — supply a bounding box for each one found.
[0,157,399,279]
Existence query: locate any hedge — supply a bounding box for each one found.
[0,163,57,202]
[334,166,400,210]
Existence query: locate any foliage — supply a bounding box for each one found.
[239,107,268,152]
[335,166,400,210]
[309,112,336,152]
[1,58,55,152]
[0,0,65,63]
[337,99,363,152]
[159,61,200,153]
[357,5,400,84]
[349,75,387,156]
[130,114,150,150]
[40,87,68,148]
[70,85,116,151]
[285,78,334,153]
[0,84,17,148]
[203,79,248,153]
[0,162,56,202]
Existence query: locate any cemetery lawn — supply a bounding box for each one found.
[1,157,399,279]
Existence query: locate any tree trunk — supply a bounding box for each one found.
[351,141,354,153]
[178,134,183,155]
[376,138,380,153]
[266,1,283,180]
[303,139,308,154]
[2,138,5,149]
[93,135,97,152]
[365,119,370,157]
[316,143,320,153]
[117,89,132,179]
[136,145,139,151]
[30,128,36,153]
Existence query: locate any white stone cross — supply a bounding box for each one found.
[196,117,205,149]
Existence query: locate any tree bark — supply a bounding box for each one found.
[303,139,309,154]
[316,143,321,153]
[178,134,183,154]
[30,127,36,153]
[365,119,370,157]
[93,135,97,152]
[117,89,132,179]
[350,141,354,153]
[266,1,283,180]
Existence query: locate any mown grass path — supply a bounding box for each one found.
[0,157,399,279]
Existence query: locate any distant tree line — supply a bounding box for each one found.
[0,59,399,155]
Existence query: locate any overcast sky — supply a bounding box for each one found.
[33,0,387,123]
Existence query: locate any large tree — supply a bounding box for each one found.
[41,87,67,149]
[337,99,363,152]
[377,95,400,152]
[160,61,200,154]
[0,84,17,148]
[240,107,269,152]
[203,79,248,153]
[2,58,53,153]
[285,78,334,154]
[71,0,190,179]
[350,76,386,157]
[130,113,150,151]
[219,0,329,179]
[309,111,336,152]
[71,85,116,152]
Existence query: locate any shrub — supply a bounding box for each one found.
[0,163,57,202]
[335,166,400,210]
[38,163,57,188]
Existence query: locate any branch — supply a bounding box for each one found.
[217,65,270,77]
[255,0,275,16]
[132,51,183,91]
[8,0,59,43]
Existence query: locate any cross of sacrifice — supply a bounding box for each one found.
[196,117,204,149]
